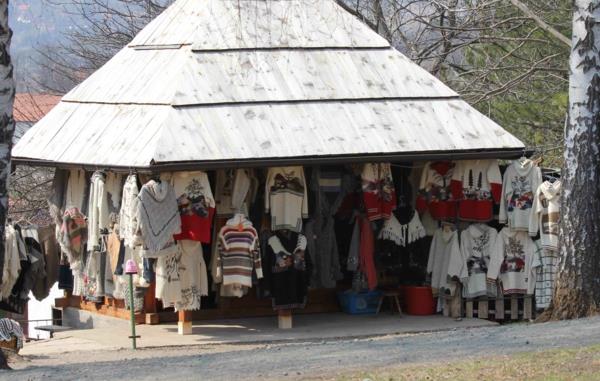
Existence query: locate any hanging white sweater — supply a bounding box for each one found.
[119,174,141,248]
[65,169,86,211]
[87,171,109,252]
[427,227,462,296]
[529,180,561,251]
[499,159,542,231]
[265,166,308,232]
[175,240,208,311]
[487,228,540,295]
[453,224,498,298]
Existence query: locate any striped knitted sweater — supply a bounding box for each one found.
[217,219,263,288]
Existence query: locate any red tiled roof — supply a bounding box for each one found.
[14,93,62,123]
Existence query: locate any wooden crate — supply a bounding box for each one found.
[464,295,534,321]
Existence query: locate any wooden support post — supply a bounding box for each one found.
[449,284,462,318]
[479,299,489,319]
[143,282,159,325]
[524,296,533,320]
[178,310,193,335]
[442,297,450,317]
[465,300,474,318]
[278,309,293,329]
[144,282,157,314]
[145,313,160,325]
[495,298,505,320]
[510,296,519,320]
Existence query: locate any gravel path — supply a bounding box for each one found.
[4,316,600,380]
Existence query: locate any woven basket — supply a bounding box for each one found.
[0,338,18,354]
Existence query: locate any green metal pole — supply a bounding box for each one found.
[128,273,137,350]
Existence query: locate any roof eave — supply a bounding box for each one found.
[11,147,528,173]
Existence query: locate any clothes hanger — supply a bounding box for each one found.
[441,220,455,232]
[518,148,529,165]
[150,172,161,184]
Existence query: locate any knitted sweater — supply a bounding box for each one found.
[499,159,542,231]
[266,232,309,310]
[119,174,141,248]
[87,171,109,252]
[60,207,88,269]
[416,161,457,220]
[450,160,502,222]
[217,216,263,287]
[65,169,87,211]
[529,180,561,251]
[361,163,397,221]
[171,171,215,243]
[427,227,461,296]
[265,166,308,232]
[488,228,540,295]
[452,224,498,298]
[136,180,181,253]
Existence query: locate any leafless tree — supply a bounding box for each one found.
[31,0,172,94]
[0,0,15,369]
[339,0,570,165]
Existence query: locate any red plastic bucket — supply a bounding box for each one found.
[404,286,435,315]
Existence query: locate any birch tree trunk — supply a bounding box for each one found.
[0,0,14,370]
[543,0,600,320]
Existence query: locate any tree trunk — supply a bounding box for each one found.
[541,0,600,321]
[0,0,14,369]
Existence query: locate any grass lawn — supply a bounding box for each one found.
[337,345,600,381]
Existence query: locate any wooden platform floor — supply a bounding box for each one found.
[20,312,496,354]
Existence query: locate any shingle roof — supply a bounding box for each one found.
[12,0,524,170]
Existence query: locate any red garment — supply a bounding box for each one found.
[450,160,502,222]
[171,171,216,244]
[428,200,457,220]
[174,207,215,243]
[361,163,397,221]
[417,161,457,220]
[456,199,494,221]
[359,216,377,291]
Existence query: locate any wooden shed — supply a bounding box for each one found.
[11,0,525,331]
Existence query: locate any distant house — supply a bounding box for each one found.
[13,93,62,142]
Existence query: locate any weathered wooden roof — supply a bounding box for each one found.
[12,0,524,170]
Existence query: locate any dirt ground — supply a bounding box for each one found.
[341,345,600,381]
[4,316,600,380]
